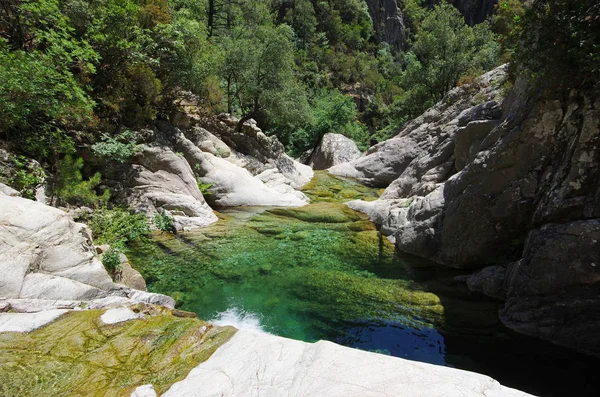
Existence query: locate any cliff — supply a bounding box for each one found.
[337,65,600,357]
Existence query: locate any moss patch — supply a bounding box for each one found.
[0,307,236,396]
[302,171,380,203]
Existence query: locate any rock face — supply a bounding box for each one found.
[365,0,406,51]
[450,0,498,25]
[106,141,219,232]
[196,114,313,189]
[163,330,532,397]
[0,193,174,307]
[342,65,600,357]
[105,115,312,229]
[305,133,362,170]
[331,66,508,189]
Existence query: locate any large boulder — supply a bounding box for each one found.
[105,141,218,231]
[196,115,313,188]
[173,130,308,207]
[0,194,174,307]
[306,133,362,170]
[500,220,600,357]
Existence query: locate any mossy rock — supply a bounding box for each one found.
[301,171,380,203]
[267,203,363,224]
[0,308,236,396]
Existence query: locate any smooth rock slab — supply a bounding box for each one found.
[0,309,68,333]
[100,307,142,325]
[164,330,533,397]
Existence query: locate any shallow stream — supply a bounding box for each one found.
[129,171,599,397]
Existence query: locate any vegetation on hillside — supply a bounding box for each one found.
[0,0,597,200]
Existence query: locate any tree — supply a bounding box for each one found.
[0,0,97,135]
[511,0,599,90]
[397,2,499,117]
[221,23,309,131]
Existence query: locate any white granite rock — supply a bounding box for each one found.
[0,310,68,333]
[100,307,142,325]
[164,330,533,397]
[131,385,158,397]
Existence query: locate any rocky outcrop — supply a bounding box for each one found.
[0,193,173,307]
[450,0,498,25]
[163,330,532,397]
[305,133,362,170]
[174,132,308,207]
[342,64,600,356]
[105,141,218,232]
[332,65,508,189]
[195,114,313,189]
[365,0,406,51]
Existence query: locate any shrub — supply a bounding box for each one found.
[102,247,122,273]
[91,130,141,163]
[197,180,213,196]
[53,155,110,207]
[154,209,176,233]
[8,155,45,200]
[511,0,599,91]
[89,207,150,250]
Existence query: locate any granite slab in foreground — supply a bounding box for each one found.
[162,330,535,397]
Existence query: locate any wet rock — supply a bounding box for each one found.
[0,308,236,395]
[463,265,507,300]
[120,262,148,291]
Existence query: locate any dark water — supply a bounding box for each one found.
[128,172,600,397]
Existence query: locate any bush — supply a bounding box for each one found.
[102,247,122,273]
[52,155,110,207]
[397,2,499,118]
[154,209,176,233]
[91,130,141,163]
[89,207,150,250]
[8,155,45,200]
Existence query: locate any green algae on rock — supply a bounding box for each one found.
[302,171,381,203]
[0,306,236,396]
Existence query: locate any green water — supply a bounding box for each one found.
[128,171,600,397]
[129,172,444,345]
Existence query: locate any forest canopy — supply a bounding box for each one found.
[1,0,594,163]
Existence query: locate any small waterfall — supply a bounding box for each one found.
[210,307,267,333]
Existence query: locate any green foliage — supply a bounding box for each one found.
[197,180,213,197]
[511,0,599,90]
[286,90,368,155]
[7,155,44,200]
[396,3,499,119]
[53,155,109,207]
[89,207,150,250]
[91,130,141,163]
[0,0,97,135]
[221,23,310,130]
[154,209,176,233]
[102,247,122,273]
[493,0,526,61]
